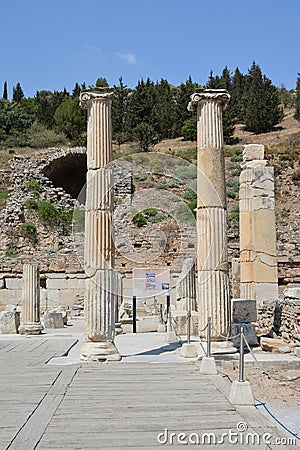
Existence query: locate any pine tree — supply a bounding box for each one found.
[72,82,81,98]
[294,74,300,121]
[230,68,245,122]
[95,77,109,88]
[243,62,283,134]
[12,82,24,102]
[172,76,200,137]
[3,81,8,100]
[205,68,235,143]
[112,77,129,145]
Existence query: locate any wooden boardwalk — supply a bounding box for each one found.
[0,336,297,449]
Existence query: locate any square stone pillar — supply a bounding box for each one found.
[239,144,278,319]
[188,89,231,338]
[80,88,120,361]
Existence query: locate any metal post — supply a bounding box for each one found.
[187,310,191,344]
[238,326,245,382]
[207,316,211,358]
[166,294,170,317]
[133,295,137,334]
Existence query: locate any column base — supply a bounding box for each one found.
[229,380,254,406]
[180,343,197,358]
[115,322,123,335]
[199,356,217,375]
[80,340,121,362]
[19,323,43,335]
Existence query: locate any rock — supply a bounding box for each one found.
[294,347,300,357]
[232,323,258,347]
[260,337,291,353]
[278,346,291,354]
[0,310,20,333]
[283,287,300,299]
[231,299,257,323]
[42,310,64,329]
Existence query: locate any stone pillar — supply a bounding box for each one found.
[188,89,230,338]
[176,258,196,311]
[80,88,120,361]
[19,264,43,335]
[239,144,278,319]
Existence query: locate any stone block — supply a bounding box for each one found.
[284,287,300,299]
[5,278,22,290]
[0,310,20,333]
[232,323,258,347]
[243,144,264,161]
[260,337,291,353]
[42,310,64,329]
[231,299,256,323]
[0,289,21,306]
[46,278,68,289]
[294,347,300,357]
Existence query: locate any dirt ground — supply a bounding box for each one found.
[219,365,300,408]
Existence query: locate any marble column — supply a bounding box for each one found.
[80,88,120,361]
[239,144,278,313]
[188,89,230,338]
[176,258,196,311]
[19,264,43,335]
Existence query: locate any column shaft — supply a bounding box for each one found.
[188,89,230,338]
[19,264,43,335]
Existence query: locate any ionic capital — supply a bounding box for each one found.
[80,87,114,108]
[187,89,230,111]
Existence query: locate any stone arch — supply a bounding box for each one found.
[42,150,87,201]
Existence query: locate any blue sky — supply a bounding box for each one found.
[1,0,299,98]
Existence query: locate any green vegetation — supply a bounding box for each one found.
[25,179,43,195]
[21,222,37,243]
[0,190,9,199]
[0,62,291,150]
[226,178,239,198]
[132,212,147,227]
[5,249,17,257]
[24,199,39,210]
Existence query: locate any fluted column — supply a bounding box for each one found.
[19,264,43,335]
[80,88,120,361]
[188,89,230,338]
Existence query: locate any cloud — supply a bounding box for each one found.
[115,52,137,64]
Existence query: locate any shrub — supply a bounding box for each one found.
[230,154,243,163]
[183,189,197,201]
[132,212,147,227]
[25,179,43,195]
[172,204,195,224]
[27,122,67,149]
[280,210,290,218]
[38,201,59,224]
[0,190,9,199]
[21,222,37,243]
[148,214,166,223]
[187,199,197,217]
[5,249,17,257]
[25,199,38,210]
[143,208,158,217]
[175,165,197,181]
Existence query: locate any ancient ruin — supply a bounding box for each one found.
[79,88,120,361]
[188,89,231,338]
[19,263,43,335]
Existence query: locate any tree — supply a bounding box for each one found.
[72,82,81,98]
[54,97,86,140]
[35,90,69,128]
[243,62,283,134]
[172,76,200,137]
[205,68,236,143]
[112,77,129,145]
[132,122,156,151]
[181,116,197,141]
[230,68,245,122]
[95,77,109,88]
[12,82,24,102]
[294,74,300,121]
[3,81,8,100]
[153,79,175,140]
